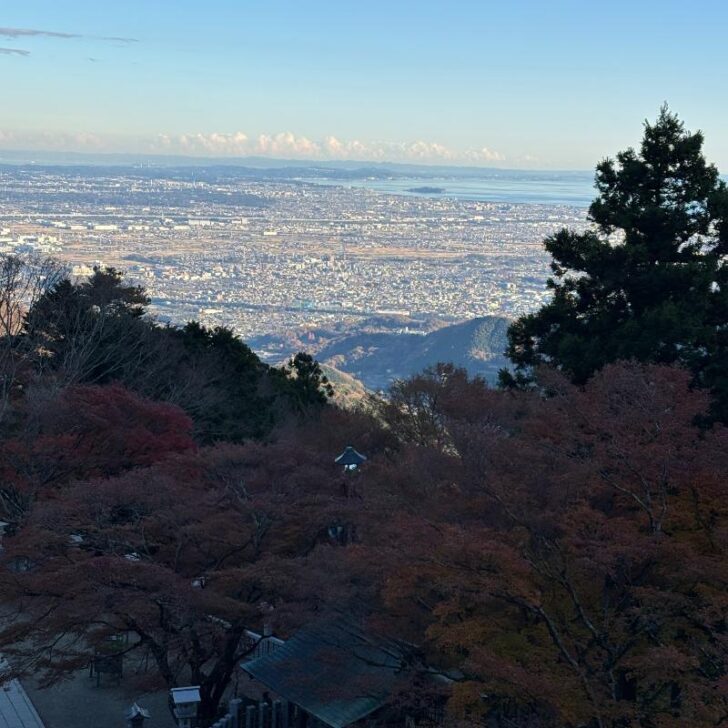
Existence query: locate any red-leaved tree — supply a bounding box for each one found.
[0,435,371,724]
[0,383,196,522]
[369,363,728,727]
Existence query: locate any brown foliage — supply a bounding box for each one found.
[1,362,726,728]
[369,363,728,727]
[0,415,367,722]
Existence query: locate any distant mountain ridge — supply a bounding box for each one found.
[0,149,593,178]
[313,316,510,391]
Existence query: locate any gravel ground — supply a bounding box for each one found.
[23,670,177,728]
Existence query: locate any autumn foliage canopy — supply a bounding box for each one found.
[0,360,725,727]
[0,109,727,728]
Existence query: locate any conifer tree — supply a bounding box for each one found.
[501,107,728,419]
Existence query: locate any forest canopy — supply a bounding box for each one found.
[0,109,727,728]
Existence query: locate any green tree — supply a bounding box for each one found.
[23,267,155,385]
[18,267,329,442]
[501,107,728,419]
[281,352,334,412]
[171,321,276,442]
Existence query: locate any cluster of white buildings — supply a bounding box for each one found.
[0,168,588,340]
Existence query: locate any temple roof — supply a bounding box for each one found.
[334,446,367,467]
[0,659,46,728]
[242,619,403,728]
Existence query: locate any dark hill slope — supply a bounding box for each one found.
[317,316,510,391]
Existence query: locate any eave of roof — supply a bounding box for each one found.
[0,659,46,728]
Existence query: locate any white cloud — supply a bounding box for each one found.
[463,146,506,163]
[254,132,319,157]
[0,127,506,166]
[170,131,250,155]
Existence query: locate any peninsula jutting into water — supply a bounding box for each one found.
[406,185,446,194]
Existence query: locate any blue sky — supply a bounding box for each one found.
[1,0,727,169]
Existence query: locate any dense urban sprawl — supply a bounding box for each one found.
[0,166,587,340]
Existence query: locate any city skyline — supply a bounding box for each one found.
[2,0,728,169]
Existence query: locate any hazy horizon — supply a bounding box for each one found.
[2,1,728,170]
[0,147,599,174]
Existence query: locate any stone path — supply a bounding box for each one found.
[23,670,176,728]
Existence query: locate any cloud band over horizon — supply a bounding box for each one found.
[0,128,506,165]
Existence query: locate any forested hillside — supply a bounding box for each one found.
[252,315,510,392]
[0,261,331,443]
[0,109,727,728]
[316,316,510,390]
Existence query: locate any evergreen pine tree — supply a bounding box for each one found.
[501,107,728,419]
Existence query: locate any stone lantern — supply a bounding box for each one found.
[170,686,201,728]
[125,703,150,728]
[333,445,367,523]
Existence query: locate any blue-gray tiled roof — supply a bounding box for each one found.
[0,659,46,728]
[242,620,403,728]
